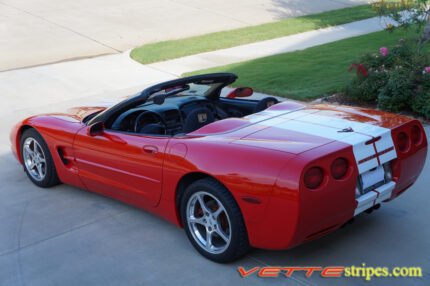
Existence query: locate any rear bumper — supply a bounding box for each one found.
[250,179,404,250]
[355,181,395,216]
[248,147,426,250]
[245,124,427,250]
[247,142,357,250]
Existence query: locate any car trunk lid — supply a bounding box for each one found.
[232,103,401,173]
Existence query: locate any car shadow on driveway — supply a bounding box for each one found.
[0,133,429,286]
[0,151,290,286]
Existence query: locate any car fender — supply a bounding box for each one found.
[156,137,297,247]
[10,114,86,189]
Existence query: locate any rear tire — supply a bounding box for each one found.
[20,128,60,188]
[180,178,250,263]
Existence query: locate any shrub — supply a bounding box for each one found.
[412,92,430,118]
[346,39,430,118]
[412,73,430,118]
[378,69,415,112]
[346,71,388,102]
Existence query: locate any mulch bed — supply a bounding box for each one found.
[311,93,429,124]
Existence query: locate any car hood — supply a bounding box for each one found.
[33,95,127,122]
[33,106,108,124]
[66,106,108,121]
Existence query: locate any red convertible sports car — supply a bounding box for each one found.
[10,73,427,262]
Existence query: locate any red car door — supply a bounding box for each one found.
[73,127,169,207]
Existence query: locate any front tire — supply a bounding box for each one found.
[180,178,250,263]
[20,128,60,188]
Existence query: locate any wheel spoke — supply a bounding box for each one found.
[197,194,211,213]
[36,163,44,178]
[213,205,225,219]
[34,142,41,154]
[29,161,36,169]
[189,216,205,226]
[206,231,213,250]
[24,145,34,156]
[215,227,229,243]
[39,157,46,163]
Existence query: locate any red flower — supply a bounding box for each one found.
[349,63,368,77]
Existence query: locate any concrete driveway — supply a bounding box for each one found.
[0,0,369,71]
[0,88,429,286]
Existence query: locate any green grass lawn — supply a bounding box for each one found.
[185,29,418,101]
[131,5,377,64]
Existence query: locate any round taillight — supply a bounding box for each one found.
[397,132,410,153]
[411,125,422,145]
[304,167,324,189]
[331,158,349,180]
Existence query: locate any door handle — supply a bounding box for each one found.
[143,145,158,154]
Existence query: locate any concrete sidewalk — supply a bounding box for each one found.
[0,52,175,119]
[149,16,394,76]
[0,0,369,71]
[0,15,392,120]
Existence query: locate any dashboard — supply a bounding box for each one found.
[110,95,218,135]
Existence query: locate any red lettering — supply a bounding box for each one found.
[237,266,259,278]
[321,266,344,277]
[303,267,323,277]
[258,267,281,278]
[282,267,304,277]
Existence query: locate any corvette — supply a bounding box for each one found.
[10,73,427,262]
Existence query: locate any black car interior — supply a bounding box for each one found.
[108,94,279,136]
[100,76,279,136]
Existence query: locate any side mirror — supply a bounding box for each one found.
[226,87,253,99]
[87,122,104,137]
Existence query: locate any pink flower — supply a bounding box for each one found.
[380,47,389,57]
[424,67,430,74]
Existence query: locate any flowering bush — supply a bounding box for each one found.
[380,47,389,57]
[412,73,430,119]
[378,69,415,112]
[346,39,430,118]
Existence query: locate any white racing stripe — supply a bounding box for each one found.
[296,113,387,133]
[261,118,380,173]
[374,131,397,164]
[250,109,398,174]
[245,109,297,123]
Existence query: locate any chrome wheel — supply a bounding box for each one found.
[23,137,47,181]
[186,191,232,254]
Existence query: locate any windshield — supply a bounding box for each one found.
[87,73,238,126]
[148,82,222,103]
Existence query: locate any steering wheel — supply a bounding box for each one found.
[134,111,168,135]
